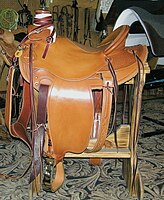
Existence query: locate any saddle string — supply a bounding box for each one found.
[121,84,128,124]
[28,43,50,184]
[131,50,145,190]
[42,25,56,59]
[105,58,118,148]
[131,50,145,147]
[28,43,41,183]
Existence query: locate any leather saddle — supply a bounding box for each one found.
[5,24,148,191]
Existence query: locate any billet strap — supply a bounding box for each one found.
[131,50,145,190]
[28,42,39,182]
[30,84,49,183]
[106,59,119,148]
[121,85,128,124]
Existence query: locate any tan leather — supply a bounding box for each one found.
[16,25,147,191]
[19,27,147,86]
[51,160,64,192]
[89,158,102,166]
[5,66,31,148]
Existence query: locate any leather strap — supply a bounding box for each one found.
[36,84,49,157]
[42,26,56,59]
[34,16,52,26]
[30,84,49,183]
[28,43,49,183]
[107,59,118,147]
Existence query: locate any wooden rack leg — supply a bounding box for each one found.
[31,174,41,196]
[122,66,146,200]
[122,158,144,199]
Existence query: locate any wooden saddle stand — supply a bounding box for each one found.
[4,10,149,200]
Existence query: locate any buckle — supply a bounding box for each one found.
[46,36,53,44]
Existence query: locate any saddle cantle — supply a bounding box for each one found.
[5,23,148,192]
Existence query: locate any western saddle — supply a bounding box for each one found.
[4,9,148,196]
